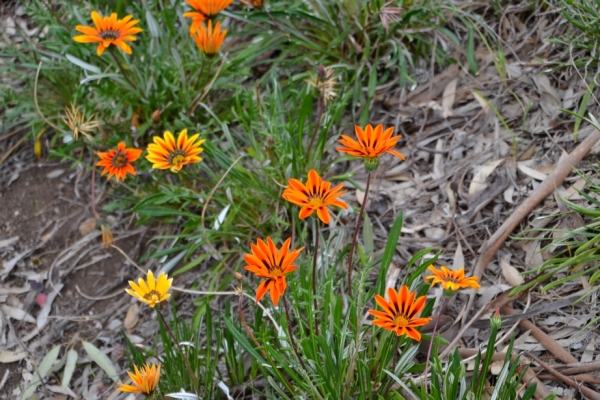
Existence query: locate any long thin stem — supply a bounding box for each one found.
[188,58,211,115]
[347,171,371,297]
[312,218,320,335]
[90,160,99,220]
[156,308,200,394]
[238,293,267,358]
[283,296,308,372]
[424,296,449,393]
[306,97,324,155]
[108,49,138,94]
[384,335,402,396]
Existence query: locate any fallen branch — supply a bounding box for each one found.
[462,128,600,326]
[526,351,600,400]
[503,305,600,390]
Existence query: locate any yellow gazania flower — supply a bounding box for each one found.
[125,270,172,308]
[425,266,480,291]
[282,169,348,224]
[184,0,233,33]
[145,129,205,172]
[368,286,431,341]
[117,363,161,394]
[73,11,142,56]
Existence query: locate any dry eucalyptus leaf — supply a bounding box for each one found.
[124,303,140,333]
[469,159,504,195]
[472,90,491,114]
[500,259,524,287]
[0,304,35,323]
[355,189,365,206]
[0,349,27,363]
[442,78,457,118]
[82,341,119,382]
[452,242,464,270]
[78,218,97,236]
[517,163,548,181]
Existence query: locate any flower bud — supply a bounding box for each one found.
[363,157,380,172]
[490,307,502,330]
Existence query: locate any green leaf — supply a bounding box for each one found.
[65,54,101,74]
[363,212,374,256]
[82,341,119,382]
[376,211,403,295]
[21,345,61,400]
[466,26,478,74]
[62,349,78,389]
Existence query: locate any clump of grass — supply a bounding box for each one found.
[2,1,543,399]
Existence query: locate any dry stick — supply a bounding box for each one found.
[34,61,61,132]
[239,294,268,358]
[282,296,309,372]
[423,296,449,392]
[347,172,371,297]
[306,97,324,156]
[525,351,600,400]
[312,219,320,335]
[471,128,600,285]
[502,305,600,386]
[108,49,138,94]
[462,129,600,326]
[200,155,243,271]
[156,308,200,395]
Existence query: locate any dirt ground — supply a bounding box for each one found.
[0,143,153,398]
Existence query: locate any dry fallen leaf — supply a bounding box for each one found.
[79,218,97,236]
[124,303,140,333]
[500,259,524,287]
[442,78,458,118]
[517,162,548,181]
[469,159,504,194]
[355,189,365,206]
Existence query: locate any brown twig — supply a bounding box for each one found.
[472,129,600,283]
[238,292,267,358]
[347,172,371,297]
[463,129,600,325]
[526,351,600,400]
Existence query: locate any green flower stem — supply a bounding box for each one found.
[155,308,200,395]
[424,296,449,393]
[347,171,371,298]
[312,218,320,335]
[188,58,211,115]
[283,295,309,372]
[108,48,139,95]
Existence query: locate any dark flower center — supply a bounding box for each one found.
[144,290,161,301]
[99,30,120,40]
[112,152,127,168]
[167,150,186,167]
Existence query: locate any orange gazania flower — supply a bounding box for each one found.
[117,363,161,394]
[337,124,405,170]
[191,20,227,56]
[184,0,233,33]
[73,11,142,56]
[368,286,432,341]
[146,129,205,172]
[95,141,143,182]
[425,266,480,291]
[244,237,303,306]
[282,169,348,224]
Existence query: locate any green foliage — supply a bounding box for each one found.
[2,0,535,399]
